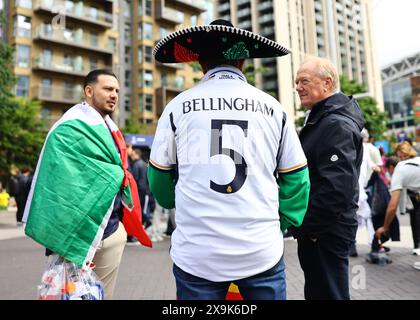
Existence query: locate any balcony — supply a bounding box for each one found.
[33,25,114,56]
[155,0,184,25]
[32,56,84,77]
[33,0,113,29]
[32,84,83,104]
[167,0,206,13]
[32,56,112,77]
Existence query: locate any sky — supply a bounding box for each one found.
[372,0,420,68]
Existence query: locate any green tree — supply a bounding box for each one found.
[121,118,156,135]
[339,75,388,140]
[0,98,46,179]
[243,62,277,97]
[0,17,47,185]
[295,75,388,140]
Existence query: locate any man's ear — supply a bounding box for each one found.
[84,85,93,98]
[324,76,333,92]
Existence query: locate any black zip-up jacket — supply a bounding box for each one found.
[296,93,365,241]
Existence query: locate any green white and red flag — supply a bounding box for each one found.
[23,102,151,267]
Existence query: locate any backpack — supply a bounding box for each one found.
[369,172,390,217]
[8,176,19,198]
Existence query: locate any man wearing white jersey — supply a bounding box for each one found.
[148,19,310,300]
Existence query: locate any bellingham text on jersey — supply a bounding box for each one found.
[182,97,275,117]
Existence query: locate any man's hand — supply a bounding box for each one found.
[375,226,388,239]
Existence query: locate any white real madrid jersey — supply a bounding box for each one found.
[150,66,307,281]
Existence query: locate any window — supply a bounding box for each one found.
[138,0,143,16]
[125,46,131,64]
[138,94,143,112]
[124,0,131,18]
[145,94,153,112]
[108,37,117,53]
[89,6,98,20]
[138,46,143,63]
[41,107,51,118]
[137,46,152,64]
[14,15,31,38]
[124,24,131,41]
[143,70,153,87]
[138,0,152,16]
[145,0,152,16]
[63,80,74,100]
[125,95,131,111]
[16,0,32,9]
[42,48,52,66]
[191,15,198,26]
[16,76,29,97]
[160,27,168,39]
[90,57,98,70]
[90,32,98,47]
[137,24,142,40]
[161,72,168,86]
[125,70,131,88]
[41,78,52,97]
[144,46,153,63]
[143,23,153,39]
[16,45,30,68]
[64,53,71,67]
[175,76,184,88]
[65,0,75,12]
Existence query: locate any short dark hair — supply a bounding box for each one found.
[84,69,117,89]
[385,156,399,168]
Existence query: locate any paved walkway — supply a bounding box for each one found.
[0,207,419,300]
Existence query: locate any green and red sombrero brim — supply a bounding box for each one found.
[153,22,291,63]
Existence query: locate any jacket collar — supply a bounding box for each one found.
[304,93,350,126]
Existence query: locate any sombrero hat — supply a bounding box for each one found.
[153,19,290,63]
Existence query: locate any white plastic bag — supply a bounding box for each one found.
[37,254,104,300]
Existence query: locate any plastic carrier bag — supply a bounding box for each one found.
[37,254,104,300]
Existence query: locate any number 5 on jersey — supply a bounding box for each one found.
[210,119,248,194]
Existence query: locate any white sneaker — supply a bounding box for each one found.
[413,262,420,270]
[412,248,420,256]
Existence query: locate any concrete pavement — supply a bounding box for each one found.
[0,207,419,300]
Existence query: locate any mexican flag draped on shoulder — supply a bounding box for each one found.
[23,102,151,268]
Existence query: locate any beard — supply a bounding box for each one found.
[92,93,114,116]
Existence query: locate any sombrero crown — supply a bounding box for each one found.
[153,19,290,63]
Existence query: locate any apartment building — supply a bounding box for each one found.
[120,0,210,129]
[216,0,384,120]
[3,0,119,127]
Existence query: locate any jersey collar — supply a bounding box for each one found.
[201,65,247,83]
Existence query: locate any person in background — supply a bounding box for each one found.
[293,56,364,300]
[15,167,33,227]
[0,184,10,210]
[375,142,420,260]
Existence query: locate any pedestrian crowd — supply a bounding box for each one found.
[4,18,419,301]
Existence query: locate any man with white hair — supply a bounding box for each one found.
[292,56,365,300]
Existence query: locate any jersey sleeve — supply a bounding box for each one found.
[276,112,307,174]
[390,164,405,192]
[149,110,177,171]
